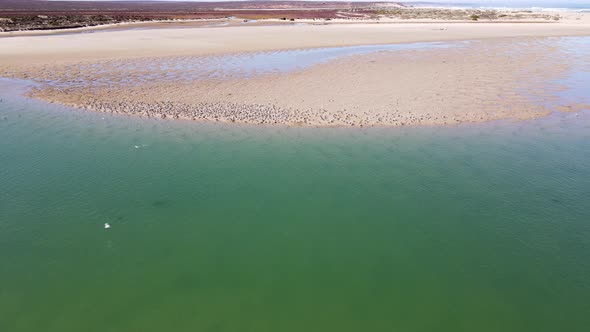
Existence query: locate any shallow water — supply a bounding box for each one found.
[47,41,456,88]
[550,37,590,106]
[1,82,590,332]
[1,37,590,331]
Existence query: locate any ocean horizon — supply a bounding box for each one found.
[405,1,590,11]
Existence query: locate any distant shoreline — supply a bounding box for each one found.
[0,19,213,37]
[0,17,565,38]
[2,1,585,36]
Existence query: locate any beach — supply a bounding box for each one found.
[3,3,590,331]
[2,18,590,62]
[1,11,589,126]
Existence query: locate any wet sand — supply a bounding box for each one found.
[2,19,590,64]
[1,19,589,127]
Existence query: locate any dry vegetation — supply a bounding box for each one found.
[0,15,170,31]
[0,0,563,32]
[0,0,390,31]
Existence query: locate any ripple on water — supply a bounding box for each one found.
[1,75,590,331]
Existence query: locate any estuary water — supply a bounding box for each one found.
[1,83,590,332]
[1,37,590,331]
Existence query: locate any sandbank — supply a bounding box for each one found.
[1,18,590,65]
[1,17,589,127]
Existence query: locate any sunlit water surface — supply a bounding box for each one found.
[1,37,590,332]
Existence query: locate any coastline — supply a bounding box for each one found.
[2,3,588,37]
[1,20,590,65]
[0,18,223,38]
[0,10,583,39]
[13,37,590,127]
[1,16,589,127]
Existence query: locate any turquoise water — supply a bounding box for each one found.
[2,35,590,331]
[1,82,590,331]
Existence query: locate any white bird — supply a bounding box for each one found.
[134,145,140,149]
[104,223,111,229]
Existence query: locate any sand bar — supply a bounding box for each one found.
[1,16,589,127]
[1,19,590,65]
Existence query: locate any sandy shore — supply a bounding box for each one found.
[1,17,590,65]
[23,37,587,126]
[1,17,589,127]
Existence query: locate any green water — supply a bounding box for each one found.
[1,84,590,332]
